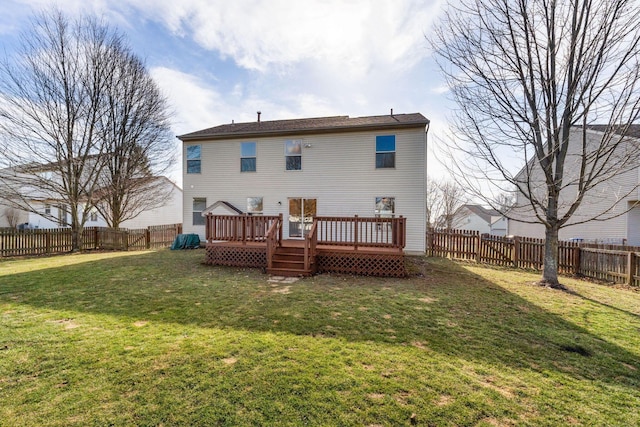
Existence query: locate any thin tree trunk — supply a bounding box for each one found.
[541,224,564,289]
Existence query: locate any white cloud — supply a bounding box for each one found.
[147,0,442,76]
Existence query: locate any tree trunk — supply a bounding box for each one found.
[541,224,564,289]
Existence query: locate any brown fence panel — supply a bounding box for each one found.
[479,234,513,266]
[517,236,545,270]
[0,223,182,257]
[579,248,631,284]
[426,228,640,286]
[427,228,479,260]
[149,223,182,248]
[1,228,73,257]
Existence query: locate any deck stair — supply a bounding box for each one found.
[267,244,315,277]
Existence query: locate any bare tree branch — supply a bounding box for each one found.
[431,0,640,287]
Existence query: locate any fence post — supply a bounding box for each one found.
[573,245,581,275]
[513,236,520,268]
[627,251,635,285]
[474,231,481,263]
[146,227,151,249]
[45,230,51,254]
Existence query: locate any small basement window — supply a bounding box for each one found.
[193,198,206,225]
[247,197,263,214]
[375,197,395,218]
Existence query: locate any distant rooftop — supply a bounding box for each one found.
[586,124,640,139]
[177,112,429,141]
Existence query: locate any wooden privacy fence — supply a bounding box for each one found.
[0,223,182,257]
[427,228,640,286]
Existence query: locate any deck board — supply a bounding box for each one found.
[208,239,403,254]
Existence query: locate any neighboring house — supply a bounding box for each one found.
[440,204,504,235]
[0,199,107,229]
[0,164,182,229]
[115,177,183,229]
[178,112,429,254]
[508,125,640,245]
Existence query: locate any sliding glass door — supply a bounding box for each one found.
[288,198,317,238]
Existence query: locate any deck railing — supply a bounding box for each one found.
[205,214,406,251]
[304,220,318,271]
[315,216,406,250]
[266,218,282,269]
[206,214,282,243]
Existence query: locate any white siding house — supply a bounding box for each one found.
[443,204,502,235]
[508,125,640,245]
[118,177,183,229]
[178,113,429,254]
[0,171,182,230]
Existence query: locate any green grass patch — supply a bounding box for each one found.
[1,251,639,426]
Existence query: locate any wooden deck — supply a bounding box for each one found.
[204,215,407,277]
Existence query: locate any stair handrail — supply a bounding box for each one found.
[304,219,318,271]
[266,214,282,270]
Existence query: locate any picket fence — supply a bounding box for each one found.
[0,223,182,257]
[427,228,640,286]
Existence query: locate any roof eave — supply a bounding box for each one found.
[177,119,430,142]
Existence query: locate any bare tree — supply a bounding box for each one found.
[93,40,174,228]
[431,0,640,288]
[0,10,174,245]
[427,177,468,229]
[3,207,21,228]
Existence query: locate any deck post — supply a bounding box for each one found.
[354,215,359,250]
[242,215,246,245]
[278,214,283,244]
[573,245,581,275]
[214,213,218,241]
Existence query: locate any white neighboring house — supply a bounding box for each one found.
[508,125,640,245]
[443,204,505,235]
[115,177,183,229]
[178,112,429,254]
[0,172,182,230]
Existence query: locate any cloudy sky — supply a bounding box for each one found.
[0,0,452,184]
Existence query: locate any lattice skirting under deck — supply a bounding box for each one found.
[205,244,406,277]
[316,251,407,277]
[206,244,267,268]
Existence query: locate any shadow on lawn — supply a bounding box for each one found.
[1,250,639,389]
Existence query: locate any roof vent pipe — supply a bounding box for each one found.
[257,111,261,122]
[390,108,393,116]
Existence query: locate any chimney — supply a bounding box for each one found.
[257,111,261,123]
[390,108,394,116]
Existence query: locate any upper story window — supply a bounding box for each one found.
[285,140,302,171]
[44,204,51,215]
[241,142,257,172]
[375,135,396,168]
[186,145,201,174]
[90,210,98,222]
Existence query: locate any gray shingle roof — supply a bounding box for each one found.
[586,124,640,139]
[177,113,429,141]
